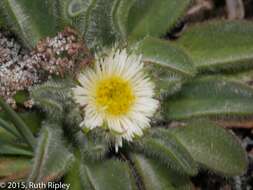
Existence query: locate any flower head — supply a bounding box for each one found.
[73,49,159,150]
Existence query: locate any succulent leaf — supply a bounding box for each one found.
[174,21,253,72]
[170,120,248,176]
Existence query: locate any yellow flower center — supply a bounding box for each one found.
[95,76,135,116]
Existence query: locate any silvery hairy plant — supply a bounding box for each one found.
[0,0,253,189]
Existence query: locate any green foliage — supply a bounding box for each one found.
[133,133,197,175]
[127,0,191,41]
[0,0,251,189]
[28,125,74,183]
[64,154,83,190]
[19,112,42,134]
[0,111,41,135]
[63,0,92,38]
[75,130,110,161]
[30,80,73,121]
[0,0,192,49]
[0,119,32,156]
[130,154,193,190]
[174,21,253,72]
[163,76,253,120]
[135,37,196,77]
[83,0,118,49]
[0,118,20,138]
[0,0,58,48]
[113,0,136,41]
[169,120,248,176]
[64,153,137,190]
[0,97,36,149]
[0,125,17,144]
[80,159,137,190]
[13,91,29,105]
[0,144,33,156]
[135,37,196,96]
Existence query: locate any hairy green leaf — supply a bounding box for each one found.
[174,21,253,72]
[127,0,191,41]
[170,120,248,176]
[163,77,253,120]
[84,0,117,49]
[55,0,72,28]
[79,133,110,161]
[80,159,137,190]
[29,125,74,183]
[136,37,196,77]
[64,0,93,36]
[130,154,193,190]
[135,37,196,96]
[30,80,72,120]
[64,153,83,190]
[113,0,136,40]
[133,134,197,175]
[221,69,253,84]
[0,0,58,48]
[68,0,92,17]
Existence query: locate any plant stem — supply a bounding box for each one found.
[0,97,36,150]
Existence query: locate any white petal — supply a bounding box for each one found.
[73,48,159,150]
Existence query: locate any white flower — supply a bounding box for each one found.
[73,49,159,151]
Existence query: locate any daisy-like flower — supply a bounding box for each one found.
[73,49,159,151]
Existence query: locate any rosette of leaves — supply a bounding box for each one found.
[0,0,253,189]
